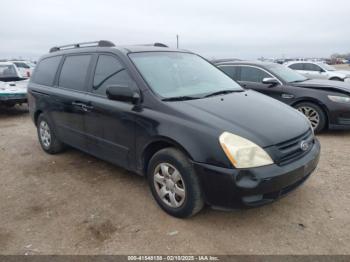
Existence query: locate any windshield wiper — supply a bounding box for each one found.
[162,96,201,101]
[203,89,241,98]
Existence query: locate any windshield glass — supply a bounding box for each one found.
[319,63,336,71]
[266,64,307,83]
[0,65,18,78]
[129,52,243,98]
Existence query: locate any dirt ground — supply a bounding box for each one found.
[0,105,350,255]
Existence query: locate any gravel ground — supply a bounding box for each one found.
[0,105,350,255]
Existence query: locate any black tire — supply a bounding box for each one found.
[294,102,327,133]
[37,114,65,154]
[147,148,204,218]
[329,77,343,81]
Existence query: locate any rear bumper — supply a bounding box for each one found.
[0,93,27,103]
[193,139,320,208]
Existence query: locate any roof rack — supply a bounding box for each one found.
[49,40,115,53]
[141,43,168,48]
[153,43,168,47]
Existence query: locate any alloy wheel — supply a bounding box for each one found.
[297,106,320,130]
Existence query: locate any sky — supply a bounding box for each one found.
[0,0,349,60]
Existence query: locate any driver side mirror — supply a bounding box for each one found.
[106,84,141,104]
[262,77,279,87]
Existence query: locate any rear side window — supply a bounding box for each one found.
[240,67,270,83]
[59,55,92,91]
[92,55,134,96]
[32,56,62,86]
[219,66,239,80]
[289,63,304,70]
[14,62,30,69]
[304,63,321,71]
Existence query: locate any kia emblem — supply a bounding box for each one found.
[300,140,310,151]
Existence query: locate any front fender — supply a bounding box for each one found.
[133,110,232,173]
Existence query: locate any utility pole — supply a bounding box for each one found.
[176,34,179,48]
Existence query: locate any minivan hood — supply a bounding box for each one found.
[291,79,350,94]
[169,90,309,148]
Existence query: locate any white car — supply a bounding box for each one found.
[0,62,28,107]
[284,61,350,82]
[9,60,33,78]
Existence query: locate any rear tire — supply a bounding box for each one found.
[295,102,327,133]
[37,114,65,154]
[147,148,204,218]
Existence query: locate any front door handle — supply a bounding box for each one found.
[81,104,94,111]
[72,101,94,112]
[72,101,85,107]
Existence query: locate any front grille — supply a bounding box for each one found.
[275,129,314,166]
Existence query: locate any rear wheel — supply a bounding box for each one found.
[295,102,326,133]
[37,114,65,154]
[147,148,204,218]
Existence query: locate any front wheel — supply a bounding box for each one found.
[295,102,327,133]
[147,148,204,218]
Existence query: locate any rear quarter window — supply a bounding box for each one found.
[32,56,62,86]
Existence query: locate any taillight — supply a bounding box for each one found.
[27,71,30,77]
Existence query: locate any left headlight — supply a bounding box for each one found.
[328,95,350,104]
[219,132,274,169]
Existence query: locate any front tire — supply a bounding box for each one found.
[37,114,65,154]
[147,148,204,218]
[295,102,327,133]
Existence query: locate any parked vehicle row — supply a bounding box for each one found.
[215,61,350,132]
[28,40,320,218]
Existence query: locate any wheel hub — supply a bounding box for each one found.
[39,121,51,148]
[153,163,186,208]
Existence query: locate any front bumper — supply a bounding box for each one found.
[193,139,320,208]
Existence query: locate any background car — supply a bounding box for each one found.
[8,60,33,78]
[215,61,350,132]
[284,61,350,82]
[0,62,28,107]
[0,62,25,82]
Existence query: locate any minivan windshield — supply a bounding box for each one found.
[129,52,243,99]
[266,64,308,83]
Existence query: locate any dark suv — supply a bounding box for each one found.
[28,41,320,218]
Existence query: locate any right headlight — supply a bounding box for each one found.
[328,95,350,104]
[219,132,274,169]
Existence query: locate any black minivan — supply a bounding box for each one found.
[28,41,320,218]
